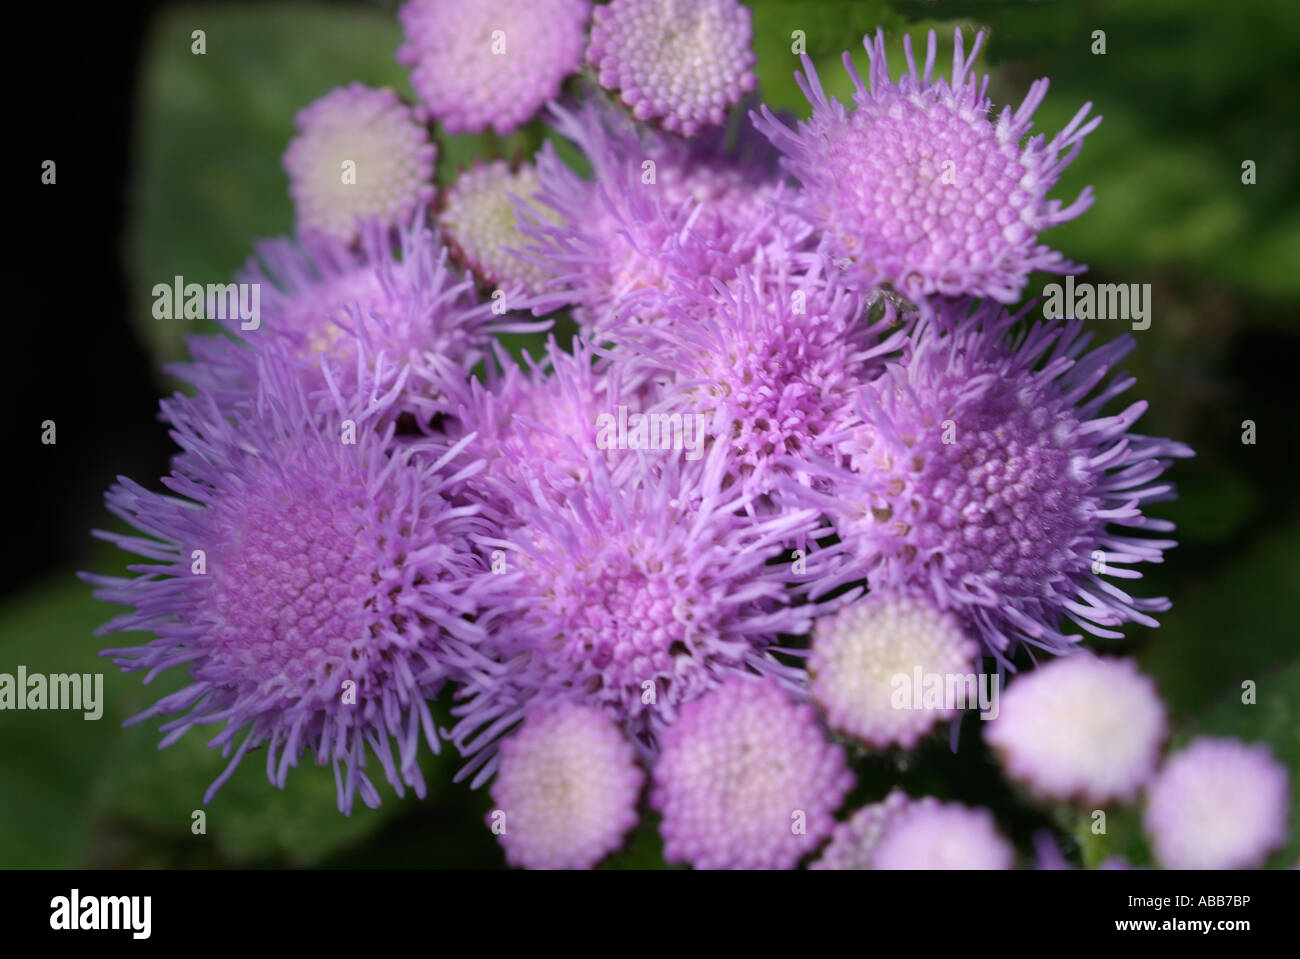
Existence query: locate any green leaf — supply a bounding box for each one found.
[1137,517,1300,721]
[0,572,159,866]
[1073,806,1148,869]
[0,568,408,866]
[748,0,904,115]
[90,725,401,866]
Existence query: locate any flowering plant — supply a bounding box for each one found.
[77,0,1295,871]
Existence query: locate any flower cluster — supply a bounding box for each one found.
[84,9,1264,872]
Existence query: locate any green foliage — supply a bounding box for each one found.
[1137,518,1300,721]
[89,719,400,867]
[957,0,1300,304]
[0,575,134,866]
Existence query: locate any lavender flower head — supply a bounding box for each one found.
[809,591,978,749]
[84,350,500,813]
[1143,737,1290,869]
[448,439,839,783]
[283,83,435,243]
[488,701,643,869]
[870,797,1015,869]
[177,217,545,421]
[800,300,1193,663]
[397,0,591,136]
[439,160,560,296]
[520,100,807,339]
[588,0,757,135]
[439,336,636,521]
[651,676,854,869]
[810,789,911,870]
[986,654,1167,804]
[608,257,907,506]
[754,28,1100,305]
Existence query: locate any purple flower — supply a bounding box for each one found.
[809,591,978,749]
[588,0,757,136]
[488,701,644,869]
[754,28,1100,304]
[83,349,501,813]
[519,100,808,340]
[1032,831,1074,870]
[283,84,435,243]
[439,160,560,296]
[870,797,1015,869]
[797,300,1193,663]
[986,654,1167,804]
[651,676,854,869]
[1143,737,1290,869]
[447,438,839,784]
[810,789,911,870]
[439,336,639,523]
[606,258,907,506]
[397,0,591,136]
[174,217,545,422]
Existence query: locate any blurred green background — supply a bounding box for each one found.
[2,0,1297,868]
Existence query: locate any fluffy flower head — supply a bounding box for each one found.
[810,789,911,870]
[520,100,807,339]
[488,702,643,869]
[870,798,1014,869]
[609,259,906,504]
[809,591,978,748]
[448,440,838,783]
[439,160,560,295]
[986,654,1166,803]
[651,676,854,869]
[804,301,1193,661]
[754,29,1100,303]
[440,336,634,521]
[397,0,590,135]
[588,0,757,135]
[1143,737,1290,869]
[283,83,435,242]
[87,351,499,813]
[176,218,545,421]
